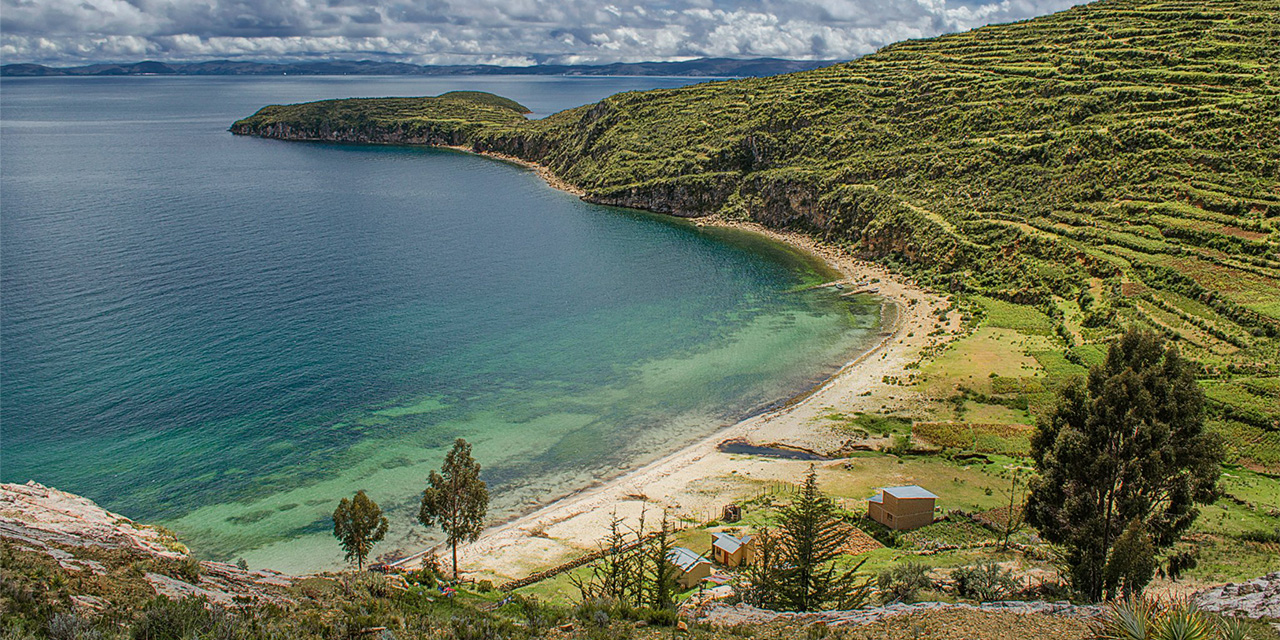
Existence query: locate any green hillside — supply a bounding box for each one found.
[233,0,1280,471]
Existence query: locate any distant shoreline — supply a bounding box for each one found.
[2,57,845,79]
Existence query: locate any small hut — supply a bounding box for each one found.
[867,485,938,531]
[711,533,756,567]
[666,547,713,589]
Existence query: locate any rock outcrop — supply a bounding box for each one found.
[0,481,295,607]
[696,600,1105,628]
[1194,572,1280,620]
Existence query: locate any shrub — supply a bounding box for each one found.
[877,562,932,604]
[950,561,1018,602]
[47,613,99,640]
[505,595,564,632]
[1098,598,1252,640]
[448,613,511,640]
[883,434,914,456]
[1163,547,1198,581]
[131,597,215,640]
[853,514,900,548]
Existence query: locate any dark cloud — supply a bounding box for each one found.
[0,0,1088,65]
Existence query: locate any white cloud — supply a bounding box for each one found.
[0,0,1090,65]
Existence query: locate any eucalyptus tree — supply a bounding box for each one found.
[418,438,490,580]
[332,490,389,570]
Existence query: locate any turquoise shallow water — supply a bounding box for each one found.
[0,76,879,572]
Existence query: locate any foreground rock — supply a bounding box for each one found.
[1194,571,1280,620]
[0,481,295,607]
[697,600,1105,628]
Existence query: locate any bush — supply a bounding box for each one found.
[1098,598,1252,640]
[877,562,932,604]
[131,597,214,640]
[1163,547,1198,581]
[47,613,99,640]
[505,595,564,632]
[448,613,512,640]
[883,434,914,456]
[406,568,439,588]
[853,514,900,548]
[1103,519,1158,599]
[572,598,676,628]
[1237,529,1280,544]
[950,561,1018,602]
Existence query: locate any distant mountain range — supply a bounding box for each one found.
[1,58,843,78]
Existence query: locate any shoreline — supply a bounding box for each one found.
[391,145,962,579]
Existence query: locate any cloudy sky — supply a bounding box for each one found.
[1,0,1085,66]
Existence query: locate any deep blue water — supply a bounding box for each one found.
[0,76,878,571]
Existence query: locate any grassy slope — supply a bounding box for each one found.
[235,0,1280,472]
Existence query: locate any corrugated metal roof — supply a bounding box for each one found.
[712,533,742,554]
[882,485,938,500]
[667,547,709,572]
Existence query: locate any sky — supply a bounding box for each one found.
[1,0,1087,66]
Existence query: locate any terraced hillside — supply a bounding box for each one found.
[233,0,1280,471]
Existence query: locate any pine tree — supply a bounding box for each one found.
[572,510,643,604]
[645,511,679,611]
[741,528,784,609]
[1026,328,1221,601]
[770,466,871,611]
[332,490,388,570]
[418,438,490,580]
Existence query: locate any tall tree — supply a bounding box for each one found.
[332,490,388,570]
[766,466,871,611]
[418,438,490,580]
[571,510,644,605]
[645,511,679,611]
[1025,328,1221,601]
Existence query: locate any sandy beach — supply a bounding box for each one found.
[391,151,963,582]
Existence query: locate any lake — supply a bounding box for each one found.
[0,75,879,572]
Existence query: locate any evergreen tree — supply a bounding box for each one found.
[418,438,490,580]
[740,528,784,609]
[572,510,644,605]
[332,490,388,570]
[770,466,871,611]
[645,511,679,611]
[1026,329,1221,601]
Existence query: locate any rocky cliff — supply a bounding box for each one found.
[1,481,295,611]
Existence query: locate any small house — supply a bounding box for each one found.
[711,532,756,567]
[867,485,938,531]
[666,547,713,589]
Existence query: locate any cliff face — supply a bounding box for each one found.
[229,120,473,147]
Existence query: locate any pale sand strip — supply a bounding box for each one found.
[393,150,962,581]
